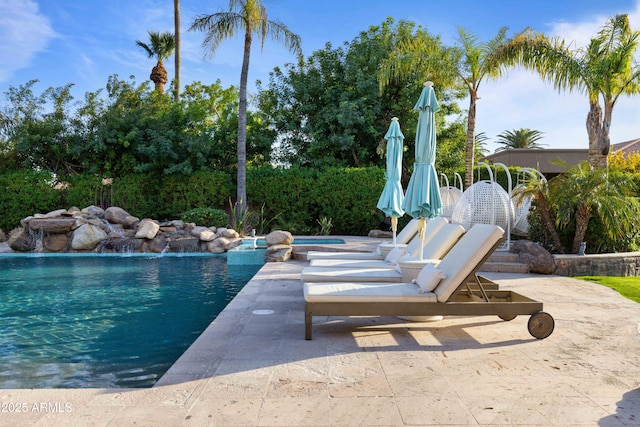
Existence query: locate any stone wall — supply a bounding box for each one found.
[553,252,640,276]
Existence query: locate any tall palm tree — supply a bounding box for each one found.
[495,128,546,151]
[495,14,640,168]
[174,0,181,101]
[379,26,510,187]
[190,0,301,218]
[136,31,176,94]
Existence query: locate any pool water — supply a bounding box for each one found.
[0,255,261,389]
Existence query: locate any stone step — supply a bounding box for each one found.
[487,251,520,263]
[479,261,530,274]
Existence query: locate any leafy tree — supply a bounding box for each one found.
[189,0,302,216]
[1,80,80,174]
[1,75,266,179]
[379,26,512,187]
[496,14,640,168]
[135,31,176,94]
[258,18,466,177]
[495,128,546,151]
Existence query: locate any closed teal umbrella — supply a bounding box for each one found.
[376,117,405,245]
[402,82,443,259]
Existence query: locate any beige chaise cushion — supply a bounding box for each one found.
[308,221,460,269]
[304,281,438,303]
[306,218,424,260]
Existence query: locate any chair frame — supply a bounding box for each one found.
[304,237,554,340]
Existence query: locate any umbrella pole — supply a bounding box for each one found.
[391,216,398,246]
[418,218,426,261]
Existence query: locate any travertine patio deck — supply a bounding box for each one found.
[2,254,640,426]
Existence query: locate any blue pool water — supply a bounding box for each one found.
[228,237,346,265]
[0,254,261,389]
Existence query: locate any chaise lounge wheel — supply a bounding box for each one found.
[528,311,554,339]
[498,314,517,321]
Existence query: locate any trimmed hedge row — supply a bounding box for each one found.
[0,170,232,231]
[247,166,386,235]
[0,167,387,235]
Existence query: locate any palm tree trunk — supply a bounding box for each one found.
[586,101,601,169]
[572,203,592,253]
[150,61,168,94]
[464,91,477,188]
[536,191,564,253]
[597,100,614,167]
[236,29,252,221]
[174,0,181,102]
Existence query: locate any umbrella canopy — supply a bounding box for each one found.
[402,82,443,259]
[376,117,405,244]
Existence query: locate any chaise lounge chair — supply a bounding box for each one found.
[303,224,554,340]
[300,223,465,282]
[306,218,426,261]
[308,217,449,267]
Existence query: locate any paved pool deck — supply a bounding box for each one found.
[2,250,640,426]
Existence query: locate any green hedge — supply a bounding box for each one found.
[247,166,385,235]
[0,170,62,231]
[0,170,233,231]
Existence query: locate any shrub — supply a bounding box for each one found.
[247,165,386,235]
[0,170,62,230]
[181,208,229,227]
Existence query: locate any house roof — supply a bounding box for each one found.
[480,148,588,175]
[479,137,640,176]
[612,138,640,155]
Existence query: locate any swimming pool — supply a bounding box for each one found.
[0,254,261,389]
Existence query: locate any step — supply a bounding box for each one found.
[487,252,520,263]
[479,261,530,274]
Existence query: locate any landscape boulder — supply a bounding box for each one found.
[28,217,76,234]
[43,234,69,252]
[71,223,108,250]
[8,229,35,252]
[104,207,139,228]
[265,230,294,246]
[265,244,293,262]
[510,240,556,275]
[135,219,160,240]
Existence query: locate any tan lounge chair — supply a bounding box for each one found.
[306,218,426,261]
[300,223,465,281]
[303,224,554,340]
[309,217,449,267]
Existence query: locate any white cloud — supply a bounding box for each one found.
[0,0,56,82]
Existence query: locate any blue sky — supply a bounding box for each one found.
[1,0,639,153]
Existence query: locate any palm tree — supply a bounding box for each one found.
[136,31,176,94]
[190,0,301,218]
[512,173,564,253]
[474,131,490,158]
[379,26,510,187]
[174,0,181,101]
[550,162,638,253]
[495,128,546,151]
[495,14,640,168]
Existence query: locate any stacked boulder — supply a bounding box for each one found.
[264,230,294,262]
[7,205,243,254]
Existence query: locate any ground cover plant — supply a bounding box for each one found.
[576,276,640,304]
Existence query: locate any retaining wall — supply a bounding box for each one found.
[553,252,640,276]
